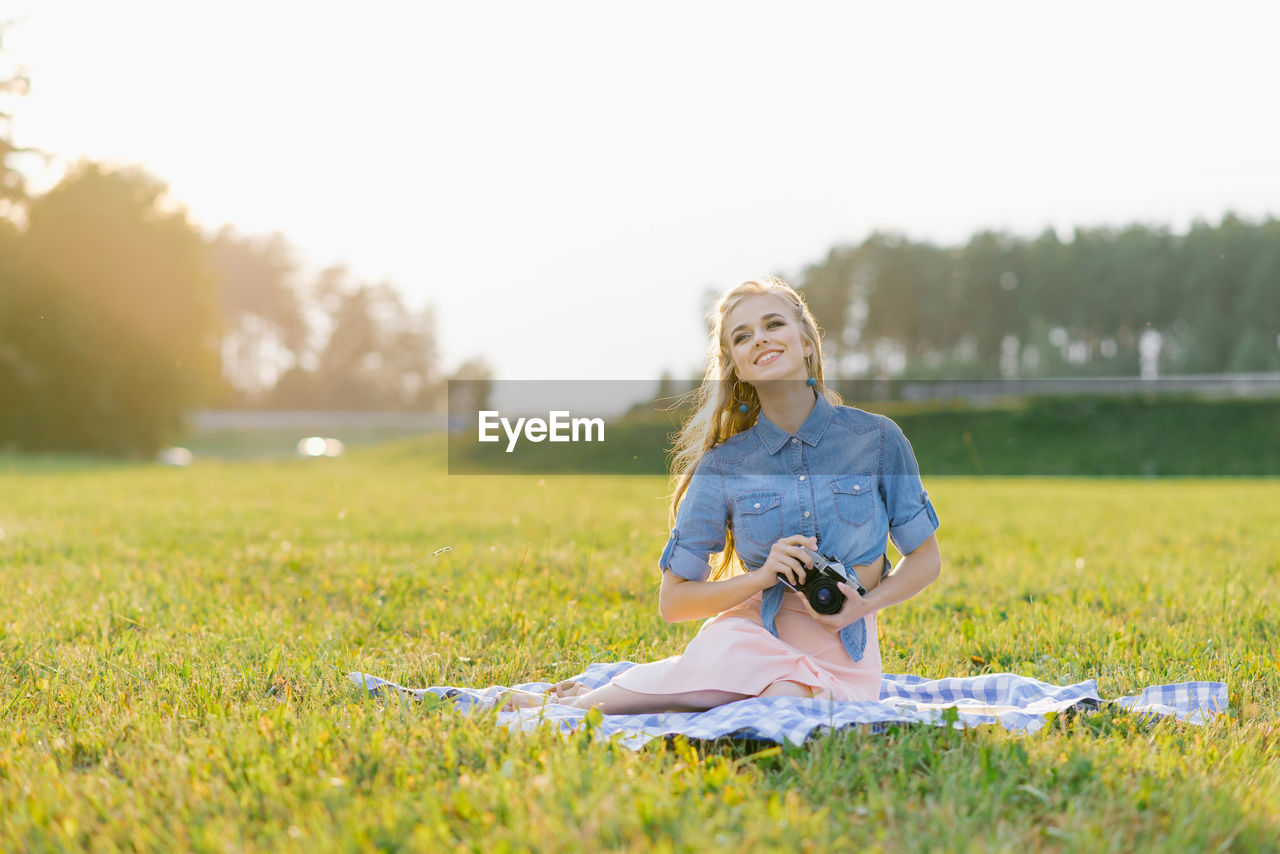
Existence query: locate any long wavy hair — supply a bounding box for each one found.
[666,276,843,580]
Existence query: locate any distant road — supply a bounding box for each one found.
[859,373,1280,402]
[191,411,447,430]
[192,374,1280,430]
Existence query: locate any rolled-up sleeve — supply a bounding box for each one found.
[880,418,940,555]
[658,453,727,582]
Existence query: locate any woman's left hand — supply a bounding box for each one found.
[795,582,872,633]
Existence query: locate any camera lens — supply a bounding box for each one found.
[809,578,845,615]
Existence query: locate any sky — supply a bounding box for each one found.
[4,0,1279,392]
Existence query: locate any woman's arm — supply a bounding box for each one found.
[660,534,820,622]
[658,570,764,623]
[794,534,942,631]
[860,533,941,613]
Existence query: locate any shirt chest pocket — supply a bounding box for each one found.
[830,474,876,526]
[733,491,783,549]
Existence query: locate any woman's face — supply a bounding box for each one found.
[725,293,812,386]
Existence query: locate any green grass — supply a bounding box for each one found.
[887,394,1280,476]
[1,436,1278,851]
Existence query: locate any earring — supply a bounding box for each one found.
[733,379,751,413]
[806,355,817,387]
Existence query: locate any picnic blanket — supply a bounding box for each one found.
[349,661,1227,750]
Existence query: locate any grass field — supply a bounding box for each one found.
[1,436,1278,851]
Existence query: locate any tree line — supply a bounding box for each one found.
[0,158,493,456]
[0,29,490,455]
[795,220,1280,382]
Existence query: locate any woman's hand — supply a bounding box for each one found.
[795,581,873,633]
[754,534,819,592]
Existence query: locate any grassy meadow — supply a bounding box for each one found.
[1,435,1278,851]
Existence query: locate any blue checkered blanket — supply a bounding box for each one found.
[348,662,1226,750]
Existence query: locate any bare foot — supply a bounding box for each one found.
[548,681,590,700]
[497,682,592,711]
[497,689,551,712]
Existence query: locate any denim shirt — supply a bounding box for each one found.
[657,392,940,663]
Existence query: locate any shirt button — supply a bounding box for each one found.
[853,485,860,492]
[798,475,806,482]
[803,511,810,518]
[754,502,761,509]
[791,437,798,444]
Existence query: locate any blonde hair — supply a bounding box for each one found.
[666,276,843,580]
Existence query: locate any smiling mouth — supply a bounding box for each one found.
[754,350,782,366]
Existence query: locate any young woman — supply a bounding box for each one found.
[502,277,942,713]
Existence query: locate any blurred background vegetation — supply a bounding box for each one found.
[0,24,494,456]
[796,222,1280,381]
[1,24,1277,460]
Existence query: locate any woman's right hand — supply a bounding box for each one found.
[754,534,818,591]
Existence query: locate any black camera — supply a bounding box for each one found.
[787,546,867,615]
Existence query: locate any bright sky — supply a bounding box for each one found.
[5,1,1279,388]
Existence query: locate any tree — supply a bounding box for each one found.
[0,23,35,221]
[0,162,220,455]
[207,227,306,402]
[445,357,493,431]
[267,265,440,410]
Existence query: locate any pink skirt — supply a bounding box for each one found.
[608,587,882,702]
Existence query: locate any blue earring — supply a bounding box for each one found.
[739,403,749,413]
[807,376,817,387]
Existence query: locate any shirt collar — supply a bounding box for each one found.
[754,391,835,454]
